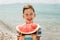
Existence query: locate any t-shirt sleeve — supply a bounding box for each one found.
[37,25,42,37]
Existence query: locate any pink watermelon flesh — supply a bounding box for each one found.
[18,23,39,34]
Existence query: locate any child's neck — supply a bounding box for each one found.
[26,20,33,24]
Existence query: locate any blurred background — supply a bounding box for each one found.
[0,0,60,40]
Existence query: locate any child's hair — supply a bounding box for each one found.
[23,4,35,14]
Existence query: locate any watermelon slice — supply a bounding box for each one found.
[16,23,40,34]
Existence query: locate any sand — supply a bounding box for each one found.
[0,20,60,40]
[0,20,17,40]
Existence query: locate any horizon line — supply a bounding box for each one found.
[0,2,60,5]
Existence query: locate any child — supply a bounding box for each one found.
[16,4,42,40]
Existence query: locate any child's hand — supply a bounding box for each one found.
[31,31,38,40]
[17,31,25,40]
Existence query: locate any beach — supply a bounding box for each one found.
[0,3,60,40]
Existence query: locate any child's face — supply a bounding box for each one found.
[23,8,36,21]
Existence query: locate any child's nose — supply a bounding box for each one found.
[28,15,32,18]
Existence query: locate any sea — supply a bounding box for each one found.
[0,3,60,40]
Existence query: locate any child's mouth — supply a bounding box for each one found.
[27,18,32,21]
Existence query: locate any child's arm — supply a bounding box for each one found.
[37,36,40,40]
[37,31,40,40]
[31,28,42,40]
[31,31,39,40]
[31,31,37,40]
[37,28,42,40]
[17,31,25,40]
[17,31,21,40]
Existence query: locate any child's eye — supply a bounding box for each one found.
[24,13,33,16]
[25,14,28,16]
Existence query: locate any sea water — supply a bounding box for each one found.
[0,3,60,40]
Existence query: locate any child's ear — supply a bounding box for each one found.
[23,15,24,18]
[34,13,36,17]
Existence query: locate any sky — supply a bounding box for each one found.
[0,0,60,5]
